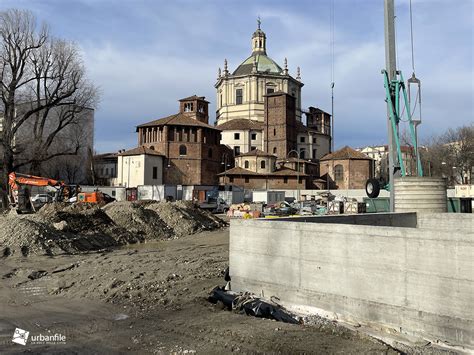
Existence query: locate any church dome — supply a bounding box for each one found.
[232,53,283,76]
[231,19,284,76]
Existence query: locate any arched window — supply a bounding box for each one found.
[273,128,276,136]
[244,160,249,169]
[334,164,344,181]
[273,147,277,154]
[179,145,187,156]
[260,160,266,169]
[149,146,155,150]
[208,148,212,158]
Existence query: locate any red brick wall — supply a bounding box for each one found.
[319,159,372,190]
[179,99,209,123]
[263,93,297,159]
[141,125,221,185]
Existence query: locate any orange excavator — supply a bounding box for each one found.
[8,172,104,213]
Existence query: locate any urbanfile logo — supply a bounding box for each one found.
[12,328,29,346]
[30,333,67,345]
[11,328,67,346]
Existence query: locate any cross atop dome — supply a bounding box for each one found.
[252,17,266,54]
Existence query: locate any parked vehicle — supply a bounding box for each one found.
[199,197,229,214]
[31,194,54,204]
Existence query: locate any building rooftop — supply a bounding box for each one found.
[279,157,319,166]
[305,107,331,116]
[137,113,220,131]
[217,118,264,131]
[320,146,372,161]
[118,146,164,157]
[179,95,209,103]
[94,152,118,160]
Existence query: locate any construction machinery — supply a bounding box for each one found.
[365,0,423,202]
[8,172,105,213]
[77,191,105,203]
[8,172,71,212]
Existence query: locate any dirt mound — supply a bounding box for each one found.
[0,216,63,256]
[145,201,227,237]
[0,204,141,256]
[0,200,226,257]
[102,201,173,240]
[38,202,98,216]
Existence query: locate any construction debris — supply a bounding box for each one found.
[102,201,173,240]
[144,201,227,237]
[0,201,226,257]
[209,286,300,324]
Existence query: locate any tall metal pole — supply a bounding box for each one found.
[384,0,398,212]
[297,159,300,202]
[331,83,334,153]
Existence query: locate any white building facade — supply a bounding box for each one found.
[116,147,164,188]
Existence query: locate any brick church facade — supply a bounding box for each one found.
[136,96,224,185]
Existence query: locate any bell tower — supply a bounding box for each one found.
[252,17,266,55]
[179,95,209,124]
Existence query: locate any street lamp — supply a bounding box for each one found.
[326,162,330,192]
[287,149,306,202]
[221,153,231,189]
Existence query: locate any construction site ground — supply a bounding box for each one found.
[0,217,398,354]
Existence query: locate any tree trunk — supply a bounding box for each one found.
[0,147,14,208]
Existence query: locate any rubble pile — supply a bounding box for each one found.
[0,204,140,256]
[102,201,173,240]
[0,216,61,256]
[145,201,227,237]
[0,200,226,257]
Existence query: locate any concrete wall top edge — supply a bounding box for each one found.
[230,219,472,242]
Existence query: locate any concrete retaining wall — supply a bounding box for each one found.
[230,214,474,348]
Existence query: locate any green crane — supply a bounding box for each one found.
[365,0,423,206]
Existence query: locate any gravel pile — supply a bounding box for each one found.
[0,200,226,257]
[0,216,62,256]
[102,201,173,240]
[0,204,141,256]
[145,201,227,237]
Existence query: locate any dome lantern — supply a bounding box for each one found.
[252,17,266,55]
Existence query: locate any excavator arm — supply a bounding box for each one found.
[8,172,64,191]
[8,172,68,212]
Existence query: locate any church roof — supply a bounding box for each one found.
[137,113,220,131]
[233,53,283,76]
[179,95,209,103]
[217,166,260,176]
[320,146,372,161]
[217,118,264,131]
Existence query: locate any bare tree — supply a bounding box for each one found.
[421,124,474,185]
[0,9,98,205]
[441,124,474,184]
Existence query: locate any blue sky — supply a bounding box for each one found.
[2,0,473,153]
